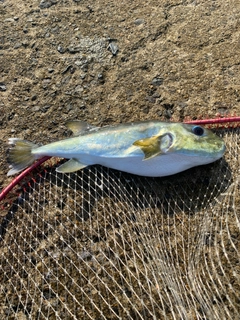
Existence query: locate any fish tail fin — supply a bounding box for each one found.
[7,138,39,176]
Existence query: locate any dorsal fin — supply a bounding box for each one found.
[66,120,97,136]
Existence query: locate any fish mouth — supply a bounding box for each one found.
[204,140,226,159]
[214,143,226,159]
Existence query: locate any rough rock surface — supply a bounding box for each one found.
[0,1,240,318]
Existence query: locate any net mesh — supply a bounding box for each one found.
[0,127,239,320]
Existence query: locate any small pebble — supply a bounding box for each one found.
[22,40,29,47]
[0,83,6,91]
[42,105,50,112]
[74,85,83,93]
[75,60,82,66]
[39,0,58,9]
[32,106,40,112]
[68,45,81,53]
[97,73,105,84]
[62,65,73,74]
[146,96,156,103]
[134,19,145,26]
[4,18,15,22]
[14,42,22,49]
[57,45,65,53]
[152,77,164,86]
[108,42,118,56]
[178,102,188,108]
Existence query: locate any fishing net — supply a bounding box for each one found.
[0,125,239,320]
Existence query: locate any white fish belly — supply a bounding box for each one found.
[74,153,217,177]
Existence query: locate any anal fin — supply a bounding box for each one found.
[56,158,88,173]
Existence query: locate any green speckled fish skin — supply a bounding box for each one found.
[7,121,226,177]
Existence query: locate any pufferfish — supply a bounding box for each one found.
[7,120,225,177]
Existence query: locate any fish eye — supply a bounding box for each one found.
[192,126,204,136]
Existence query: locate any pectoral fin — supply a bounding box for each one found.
[66,120,98,136]
[133,133,173,160]
[56,159,88,173]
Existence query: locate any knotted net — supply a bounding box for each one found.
[0,126,239,319]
